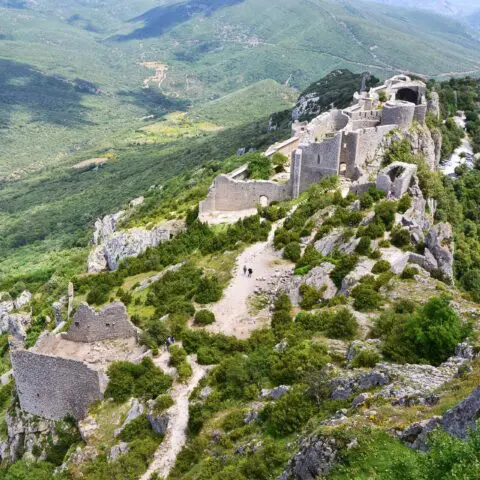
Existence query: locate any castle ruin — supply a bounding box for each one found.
[11,302,143,420]
[199,75,430,221]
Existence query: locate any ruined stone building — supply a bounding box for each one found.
[11,302,143,421]
[199,75,435,221]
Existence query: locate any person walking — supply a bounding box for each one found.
[243,265,247,276]
[248,268,253,278]
[166,336,172,351]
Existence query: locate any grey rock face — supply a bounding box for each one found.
[114,398,145,437]
[400,417,442,451]
[147,412,170,435]
[425,222,454,284]
[346,340,381,363]
[352,392,370,408]
[261,385,290,401]
[92,211,125,246]
[87,218,185,273]
[13,291,32,310]
[278,436,338,480]
[442,386,480,439]
[109,442,129,461]
[288,263,337,305]
[340,259,375,295]
[314,230,344,256]
[5,313,32,341]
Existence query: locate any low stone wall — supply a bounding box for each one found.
[199,174,291,213]
[376,161,417,198]
[63,302,137,343]
[11,350,102,420]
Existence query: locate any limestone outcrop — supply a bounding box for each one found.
[87,213,184,273]
[425,222,454,284]
[288,263,338,305]
[277,436,338,480]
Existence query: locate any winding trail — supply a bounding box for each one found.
[141,355,210,480]
[207,220,292,339]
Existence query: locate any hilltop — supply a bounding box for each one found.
[0,71,480,479]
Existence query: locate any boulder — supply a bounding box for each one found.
[199,387,213,400]
[147,411,170,435]
[68,446,99,466]
[261,385,290,401]
[340,259,375,295]
[78,416,98,442]
[352,392,370,408]
[442,386,480,439]
[400,417,442,451]
[425,223,454,284]
[115,399,144,437]
[288,263,337,305]
[314,230,344,256]
[277,436,338,480]
[5,313,32,341]
[129,196,144,208]
[346,340,381,363]
[13,291,32,310]
[108,442,129,461]
[92,211,125,245]
[380,247,409,275]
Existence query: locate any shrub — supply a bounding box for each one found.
[271,152,288,167]
[330,254,359,288]
[368,186,386,201]
[375,200,397,229]
[169,345,187,367]
[369,249,381,259]
[299,284,324,310]
[378,89,388,102]
[378,239,391,248]
[351,285,382,311]
[355,236,372,255]
[401,266,419,279]
[372,260,391,274]
[375,296,464,365]
[153,394,174,414]
[247,154,272,180]
[283,242,301,262]
[263,385,313,436]
[177,361,193,382]
[271,293,292,334]
[324,308,359,340]
[363,219,386,239]
[397,194,412,213]
[105,358,172,403]
[194,309,215,326]
[221,410,245,432]
[391,227,411,248]
[359,192,374,209]
[351,349,381,368]
[196,346,223,365]
[195,276,223,304]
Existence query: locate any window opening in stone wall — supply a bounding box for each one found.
[317,154,321,164]
[75,322,79,327]
[106,323,111,327]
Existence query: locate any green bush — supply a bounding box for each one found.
[401,266,419,279]
[247,154,272,180]
[359,192,374,209]
[169,345,187,367]
[105,358,172,403]
[221,410,245,432]
[372,260,391,274]
[177,361,193,382]
[391,227,411,248]
[153,394,174,414]
[195,276,223,304]
[351,349,381,368]
[271,293,292,334]
[194,309,216,326]
[374,296,464,365]
[283,242,301,262]
[368,186,386,201]
[324,308,359,340]
[263,385,313,436]
[330,255,359,289]
[375,201,397,230]
[119,414,160,443]
[363,219,386,239]
[196,346,223,365]
[355,236,372,256]
[299,284,324,310]
[397,194,412,213]
[351,284,382,311]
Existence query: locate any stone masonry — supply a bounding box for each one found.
[200,75,432,220]
[11,350,102,420]
[63,302,137,343]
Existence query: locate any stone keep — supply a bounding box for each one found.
[63,302,137,343]
[10,350,102,420]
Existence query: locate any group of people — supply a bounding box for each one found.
[243,265,253,278]
[165,335,176,351]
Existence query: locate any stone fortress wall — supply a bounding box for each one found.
[63,301,137,343]
[199,75,430,220]
[11,350,102,421]
[11,300,140,421]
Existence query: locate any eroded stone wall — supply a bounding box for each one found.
[63,302,137,343]
[199,175,290,212]
[11,350,102,420]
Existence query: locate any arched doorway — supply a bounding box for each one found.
[259,195,268,207]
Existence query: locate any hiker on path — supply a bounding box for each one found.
[166,336,172,351]
[243,265,247,276]
[248,268,253,278]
